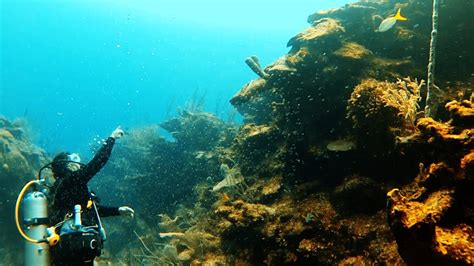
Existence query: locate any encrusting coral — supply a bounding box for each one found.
[210,0,473,264]
[5,0,467,265]
[91,1,474,264]
[160,109,236,150]
[287,18,345,54]
[215,199,276,231]
[347,77,423,151]
[387,99,474,265]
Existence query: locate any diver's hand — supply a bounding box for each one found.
[111,126,124,139]
[118,206,134,218]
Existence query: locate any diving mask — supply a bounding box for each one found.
[68,153,81,163]
[67,153,81,171]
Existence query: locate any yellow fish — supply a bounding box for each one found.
[378,8,407,32]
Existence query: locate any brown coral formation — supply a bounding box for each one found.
[91,1,473,265]
[89,112,240,265]
[334,42,374,61]
[233,123,283,176]
[387,100,474,265]
[215,200,276,231]
[0,118,46,177]
[160,109,236,150]
[347,77,423,151]
[287,18,345,53]
[0,116,49,196]
[212,0,474,264]
[2,0,469,265]
[202,0,473,264]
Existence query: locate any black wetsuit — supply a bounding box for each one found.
[50,137,120,265]
[50,137,120,226]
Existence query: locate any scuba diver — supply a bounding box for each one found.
[47,126,134,265]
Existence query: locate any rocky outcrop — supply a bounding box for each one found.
[93,0,473,264]
[219,0,473,264]
[160,110,236,150]
[387,100,474,266]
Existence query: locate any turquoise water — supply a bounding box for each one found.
[1,0,348,155]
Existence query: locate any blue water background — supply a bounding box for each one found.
[1,0,348,157]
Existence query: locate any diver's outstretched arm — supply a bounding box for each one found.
[79,126,124,182]
[96,205,134,218]
[79,137,115,182]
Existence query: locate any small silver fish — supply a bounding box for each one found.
[378,8,407,32]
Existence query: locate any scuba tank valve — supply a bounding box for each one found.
[74,204,82,227]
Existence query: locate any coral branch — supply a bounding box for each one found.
[245,56,270,79]
[133,230,159,259]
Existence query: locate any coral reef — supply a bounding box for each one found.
[203,0,473,264]
[89,111,237,264]
[94,111,236,221]
[347,77,423,151]
[215,199,276,234]
[132,228,222,265]
[4,0,474,265]
[233,123,284,177]
[98,1,473,264]
[387,100,474,265]
[245,55,269,79]
[331,175,386,215]
[160,109,236,150]
[90,1,473,265]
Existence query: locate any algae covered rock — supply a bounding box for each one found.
[287,18,345,53]
[334,42,374,61]
[230,78,266,105]
[105,0,474,264]
[230,77,282,125]
[387,187,473,265]
[307,3,378,28]
[215,199,276,231]
[233,123,284,176]
[387,100,474,266]
[160,110,236,151]
[446,99,474,127]
[331,175,385,215]
[223,0,474,263]
[0,117,48,189]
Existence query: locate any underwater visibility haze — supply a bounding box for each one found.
[1,0,474,265]
[1,0,347,153]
